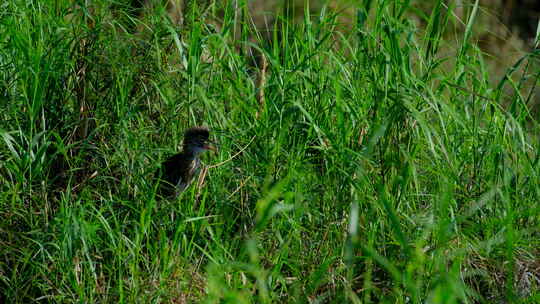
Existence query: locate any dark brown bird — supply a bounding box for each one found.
[155,126,215,197]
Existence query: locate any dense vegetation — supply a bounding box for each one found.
[1,0,539,303]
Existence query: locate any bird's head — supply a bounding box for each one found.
[183,126,216,155]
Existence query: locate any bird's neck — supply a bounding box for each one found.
[183,146,205,159]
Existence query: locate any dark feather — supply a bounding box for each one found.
[155,126,211,198]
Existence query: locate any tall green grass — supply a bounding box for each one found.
[1,0,539,303]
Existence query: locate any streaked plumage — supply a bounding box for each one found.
[156,126,215,197]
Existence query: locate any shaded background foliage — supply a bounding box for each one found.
[0,0,539,303]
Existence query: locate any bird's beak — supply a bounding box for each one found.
[204,141,217,153]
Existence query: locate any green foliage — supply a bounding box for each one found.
[1,0,539,303]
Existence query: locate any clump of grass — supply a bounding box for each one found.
[1,0,539,303]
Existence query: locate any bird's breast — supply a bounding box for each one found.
[190,158,200,175]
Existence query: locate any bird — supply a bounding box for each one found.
[155,126,216,198]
